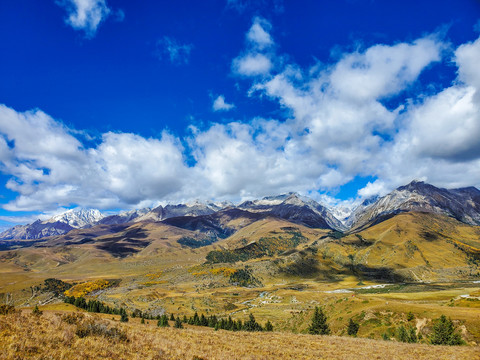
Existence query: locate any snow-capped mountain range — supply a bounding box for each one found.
[238,193,346,230]
[0,208,104,240]
[1,180,480,240]
[45,208,104,228]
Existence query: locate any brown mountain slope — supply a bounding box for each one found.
[322,211,480,281]
[217,216,328,249]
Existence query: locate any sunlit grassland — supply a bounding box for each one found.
[2,211,480,357]
[1,310,479,360]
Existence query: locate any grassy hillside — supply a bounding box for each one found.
[322,212,480,281]
[1,310,479,359]
[1,211,480,351]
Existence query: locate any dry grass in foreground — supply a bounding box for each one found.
[1,311,479,360]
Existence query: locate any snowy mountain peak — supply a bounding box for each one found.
[350,182,480,230]
[2,181,479,241]
[242,192,299,207]
[212,200,234,209]
[185,199,204,207]
[283,193,308,206]
[47,208,104,228]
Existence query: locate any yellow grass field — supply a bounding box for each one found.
[1,311,479,360]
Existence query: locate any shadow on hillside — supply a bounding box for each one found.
[350,264,408,282]
[95,228,151,258]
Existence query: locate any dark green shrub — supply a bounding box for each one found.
[407,312,415,321]
[347,318,359,336]
[120,312,128,323]
[75,319,128,342]
[265,320,273,332]
[0,304,15,315]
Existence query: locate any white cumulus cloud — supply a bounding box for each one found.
[247,17,273,49]
[232,17,275,77]
[56,0,113,37]
[232,53,272,76]
[2,18,480,222]
[212,95,235,111]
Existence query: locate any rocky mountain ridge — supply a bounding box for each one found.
[1,181,480,240]
[350,180,480,230]
[0,208,104,240]
[238,193,345,230]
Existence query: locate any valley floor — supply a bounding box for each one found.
[1,311,479,360]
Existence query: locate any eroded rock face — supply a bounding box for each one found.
[349,181,480,230]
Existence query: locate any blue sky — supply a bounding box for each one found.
[0,0,480,226]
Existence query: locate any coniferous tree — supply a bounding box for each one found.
[157,314,170,327]
[193,312,200,325]
[396,325,408,342]
[200,313,208,326]
[226,316,234,330]
[174,316,183,329]
[243,313,262,332]
[347,318,359,336]
[265,320,273,332]
[308,307,330,335]
[170,313,175,321]
[396,325,417,343]
[430,315,464,345]
[208,315,218,328]
[408,326,417,343]
[141,317,145,324]
[32,305,42,316]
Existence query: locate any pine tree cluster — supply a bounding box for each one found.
[62,295,466,346]
[396,325,418,343]
[64,296,128,318]
[158,311,273,332]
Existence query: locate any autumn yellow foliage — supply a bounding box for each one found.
[141,280,167,286]
[190,267,237,277]
[145,272,163,279]
[209,267,237,277]
[64,279,111,297]
[449,239,480,255]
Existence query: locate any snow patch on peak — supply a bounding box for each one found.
[185,199,204,207]
[47,208,104,228]
[329,206,353,223]
[283,193,307,206]
[248,192,299,206]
